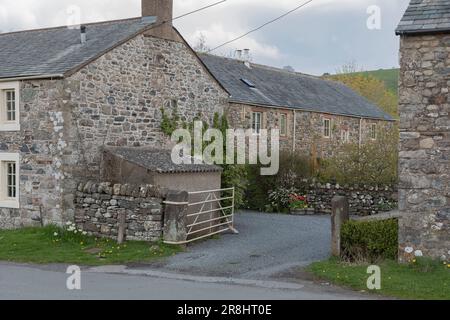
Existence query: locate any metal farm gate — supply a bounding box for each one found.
[174,187,238,244]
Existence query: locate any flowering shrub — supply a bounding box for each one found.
[267,187,299,213]
[289,194,309,210]
[320,128,398,186]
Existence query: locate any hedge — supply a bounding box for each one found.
[341,219,398,262]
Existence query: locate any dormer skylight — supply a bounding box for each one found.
[241,78,256,88]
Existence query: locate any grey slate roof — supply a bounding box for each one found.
[396,0,450,35]
[199,54,393,121]
[106,147,223,174]
[0,17,156,79]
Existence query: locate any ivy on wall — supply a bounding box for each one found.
[160,106,180,137]
[159,110,247,209]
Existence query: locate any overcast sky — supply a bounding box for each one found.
[0,0,410,75]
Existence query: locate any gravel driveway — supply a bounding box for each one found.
[142,211,331,279]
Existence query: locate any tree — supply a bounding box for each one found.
[193,33,210,53]
[326,63,399,118]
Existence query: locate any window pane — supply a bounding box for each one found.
[324,119,330,137]
[280,114,287,135]
[5,90,16,121]
[7,162,16,198]
[252,112,262,134]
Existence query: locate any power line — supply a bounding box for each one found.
[173,0,227,21]
[208,0,313,53]
[146,0,227,30]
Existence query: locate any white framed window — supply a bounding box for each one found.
[323,118,331,138]
[252,112,263,135]
[0,153,20,209]
[279,113,288,137]
[0,82,20,131]
[341,129,350,143]
[370,123,377,140]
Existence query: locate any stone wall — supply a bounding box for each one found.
[227,102,394,157]
[74,181,166,242]
[398,34,450,260]
[304,183,398,216]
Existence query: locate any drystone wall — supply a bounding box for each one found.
[74,181,166,242]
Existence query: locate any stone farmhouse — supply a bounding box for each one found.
[200,53,394,158]
[397,0,450,260]
[0,0,393,229]
[0,0,229,228]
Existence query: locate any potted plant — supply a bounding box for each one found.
[289,194,311,215]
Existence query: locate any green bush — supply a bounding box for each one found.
[245,152,313,211]
[341,219,398,262]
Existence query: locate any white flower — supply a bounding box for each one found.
[66,221,71,226]
[74,230,77,234]
[405,247,414,254]
[414,250,423,257]
[82,231,87,236]
[53,232,58,237]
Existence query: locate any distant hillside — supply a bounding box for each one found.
[325,68,399,118]
[353,69,399,95]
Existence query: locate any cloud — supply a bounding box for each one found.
[188,24,282,60]
[0,0,410,74]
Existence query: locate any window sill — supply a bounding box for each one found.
[0,123,20,132]
[0,200,20,209]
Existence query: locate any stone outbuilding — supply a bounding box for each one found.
[102,147,222,192]
[396,0,450,260]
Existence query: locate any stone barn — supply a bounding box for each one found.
[102,147,222,192]
[397,0,450,260]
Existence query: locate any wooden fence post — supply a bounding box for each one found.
[117,209,127,245]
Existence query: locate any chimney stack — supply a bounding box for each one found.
[142,0,177,41]
[80,25,86,44]
[142,0,173,24]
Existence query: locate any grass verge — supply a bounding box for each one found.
[308,258,450,300]
[0,225,181,266]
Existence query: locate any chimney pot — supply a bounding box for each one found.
[235,50,242,60]
[243,49,250,61]
[80,25,86,44]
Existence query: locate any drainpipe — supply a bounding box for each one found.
[358,117,363,148]
[292,110,297,153]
